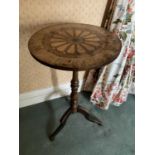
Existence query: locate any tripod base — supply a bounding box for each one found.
[49,105,103,141]
[49,71,102,141]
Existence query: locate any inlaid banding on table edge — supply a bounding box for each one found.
[28,23,122,70]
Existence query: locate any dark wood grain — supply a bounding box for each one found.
[28,23,121,71]
[70,71,79,112]
[101,0,118,29]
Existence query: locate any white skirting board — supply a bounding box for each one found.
[20,80,135,108]
[19,80,83,108]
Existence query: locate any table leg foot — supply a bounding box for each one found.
[49,123,65,141]
[77,105,103,126]
[49,108,72,141]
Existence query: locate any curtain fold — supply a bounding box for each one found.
[83,0,135,110]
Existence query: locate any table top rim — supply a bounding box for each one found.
[28,23,122,71]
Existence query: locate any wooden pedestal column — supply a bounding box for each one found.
[71,71,79,112]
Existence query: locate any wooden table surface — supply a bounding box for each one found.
[28,23,122,71]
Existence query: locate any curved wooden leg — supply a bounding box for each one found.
[49,108,72,141]
[77,105,103,126]
[60,108,72,123]
[49,122,65,141]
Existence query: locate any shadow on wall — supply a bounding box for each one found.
[20,22,68,34]
[44,69,70,102]
[44,69,70,137]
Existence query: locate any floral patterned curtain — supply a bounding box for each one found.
[83,0,135,110]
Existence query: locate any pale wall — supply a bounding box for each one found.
[19,0,108,93]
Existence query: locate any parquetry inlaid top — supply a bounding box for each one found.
[28,23,122,71]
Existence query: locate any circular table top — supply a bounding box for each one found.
[28,23,122,71]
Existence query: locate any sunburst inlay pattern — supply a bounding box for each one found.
[43,28,102,57]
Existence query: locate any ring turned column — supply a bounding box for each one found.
[70,71,79,113]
